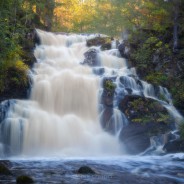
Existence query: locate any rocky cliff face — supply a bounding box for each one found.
[87,34,183,154]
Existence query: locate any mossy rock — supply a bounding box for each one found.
[0,163,11,175]
[16,175,34,184]
[77,166,96,174]
[86,36,112,50]
[119,95,172,125]
[145,72,168,86]
[103,79,116,92]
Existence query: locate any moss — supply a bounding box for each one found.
[127,97,171,124]
[104,80,116,91]
[145,72,168,86]
[16,175,34,184]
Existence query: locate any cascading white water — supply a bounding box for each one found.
[0,29,183,157]
[0,30,123,157]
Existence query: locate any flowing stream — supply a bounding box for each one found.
[0,30,184,183]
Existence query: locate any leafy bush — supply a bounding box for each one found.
[145,72,168,86]
[0,60,29,93]
[104,79,116,91]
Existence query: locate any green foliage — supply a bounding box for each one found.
[145,72,168,86]
[128,98,171,124]
[104,80,116,91]
[171,80,184,109]
[0,60,29,93]
[0,0,55,96]
[130,34,171,68]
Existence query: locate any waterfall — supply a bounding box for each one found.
[0,30,122,157]
[0,29,183,157]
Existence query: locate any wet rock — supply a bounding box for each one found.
[33,30,41,46]
[86,36,111,50]
[119,95,171,124]
[118,95,173,154]
[163,139,184,153]
[101,78,116,107]
[16,175,34,184]
[118,42,130,58]
[0,100,16,123]
[77,166,96,174]
[125,88,133,95]
[100,107,115,134]
[93,67,105,75]
[0,163,11,175]
[82,48,99,66]
[101,42,111,50]
[120,122,171,154]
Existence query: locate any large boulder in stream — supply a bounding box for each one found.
[119,95,174,154]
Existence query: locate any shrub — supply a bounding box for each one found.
[0,59,29,93]
[145,72,168,86]
[104,79,116,91]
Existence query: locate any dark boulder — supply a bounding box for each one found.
[82,48,99,66]
[33,30,41,46]
[118,42,130,59]
[101,78,116,107]
[101,92,114,107]
[119,95,172,124]
[0,100,16,123]
[16,175,34,184]
[100,78,119,134]
[100,107,115,134]
[120,122,172,155]
[119,95,173,154]
[163,139,184,153]
[77,166,96,174]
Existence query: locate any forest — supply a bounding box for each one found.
[0,0,184,114]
